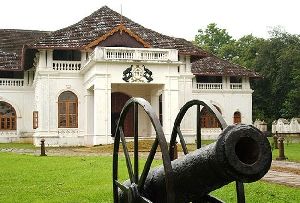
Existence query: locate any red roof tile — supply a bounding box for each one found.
[0,50,20,71]
[191,56,261,77]
[29,6,207,56]
[0,29,49,71]
[0,6,258,77]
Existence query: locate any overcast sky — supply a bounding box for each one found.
[0,0,299,40]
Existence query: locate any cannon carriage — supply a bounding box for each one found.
[112,98,272,203]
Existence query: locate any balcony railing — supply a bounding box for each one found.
[0,79,24,87]
[230,83,243,89]
[195,83,223,90]
[88,47,178,63]
[52,61,81,71]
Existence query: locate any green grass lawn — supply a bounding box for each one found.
[0,152,299,203]
[0,143,37,149]
[269,140,300,162]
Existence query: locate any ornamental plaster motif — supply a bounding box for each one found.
[0,131,17,136]
[58,129,80,136]
[122,65,153,83]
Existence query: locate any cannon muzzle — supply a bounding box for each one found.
[133,124,271,202]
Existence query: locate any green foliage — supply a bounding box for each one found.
[195,23,235,57]
[253,31,300,121]
[194,24,300,124]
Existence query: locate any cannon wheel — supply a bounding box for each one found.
[168,99,245,203]
[113,97,174,203]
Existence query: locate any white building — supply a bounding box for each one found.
[272,118,300,134]
[0,6,259,146]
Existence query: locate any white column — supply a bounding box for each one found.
[38,50,47,68]
[150,87,161,137]
[46,50,53,69]
[178,54,194,142]
[91,76,112,145]
[179,55,185,73]
[243,77,251,89]
[178,74,195,143]
[84,89,94,145]
[185,56,191,73]
[163,75,179,142]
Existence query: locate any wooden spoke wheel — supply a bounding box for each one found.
[113,97,175,203]
[168,99,246,203]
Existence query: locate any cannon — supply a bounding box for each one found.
[113,98,272,203]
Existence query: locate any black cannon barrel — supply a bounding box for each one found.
[139,124,272,202]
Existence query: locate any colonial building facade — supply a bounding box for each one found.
[0,6,259,146]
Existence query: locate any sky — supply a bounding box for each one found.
[0,0,299,40]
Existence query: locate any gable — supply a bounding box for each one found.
[84,24,150,49]
[97,31,145,48]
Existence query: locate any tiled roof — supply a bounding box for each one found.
[0,29,49,71]
[29,6,207,56]
[0,50,20,71]
[0,6,257,77]
[191,56,261,77]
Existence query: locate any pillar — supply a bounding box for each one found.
[91,76,112,145]
[163,75,179,142]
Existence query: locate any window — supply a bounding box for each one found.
[233,111,241,124]
[200,105,221,128]
[230,76,242,83]
[58,91,78,128]
[33,111,38,129]
[53,50,81,61]
[196,76,222,83]
[0,101,16,130]
[159,94,163,125]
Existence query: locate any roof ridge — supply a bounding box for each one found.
[28,5,206,56]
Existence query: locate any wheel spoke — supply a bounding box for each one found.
[196,104,202,149]
[134,102,139,184]
[120,126,134,183]
[115,180,129,193]
[177,127,188,155]
[138,138,159,190]
[140,196,152,203]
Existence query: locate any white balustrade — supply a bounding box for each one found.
[196,83,223,90]
[139,50,168,61]
[0,79,24,87]
[230,83,243,89]
[89,47,177,62]
[105,49,135,60]
[52,61,81,71]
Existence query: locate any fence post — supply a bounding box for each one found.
[273,132,278,149]
[40,138,47,156]
[276,137,287,160]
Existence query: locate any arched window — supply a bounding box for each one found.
[0,101,17,130]
[233,111,241,124]
[200,105,222,128]
[58,91,78,128]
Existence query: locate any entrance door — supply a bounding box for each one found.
[111,92,133,137]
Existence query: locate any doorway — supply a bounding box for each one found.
[111,92,133,137]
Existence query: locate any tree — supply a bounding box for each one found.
[252,29,300,121]
[194,23,300,126]
[195,23,235,58]
[232,35,265,68]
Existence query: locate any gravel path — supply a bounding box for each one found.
[262,160,300,187]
